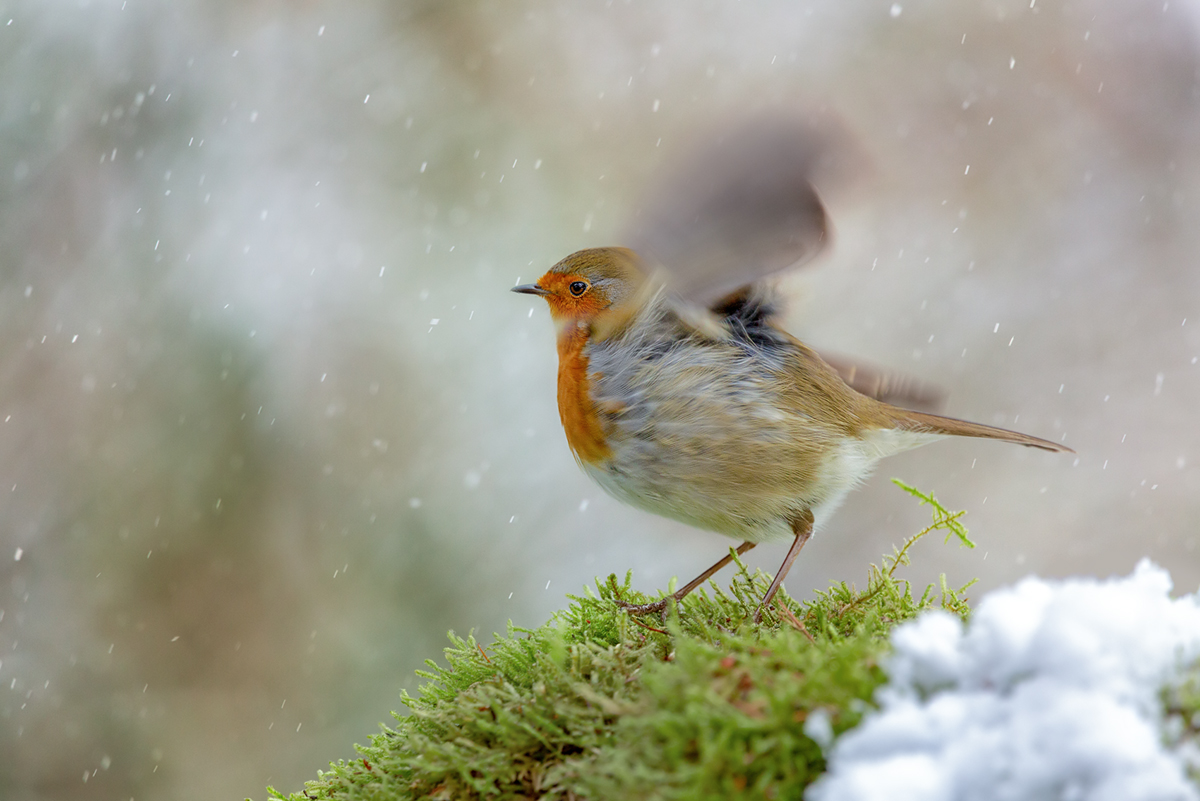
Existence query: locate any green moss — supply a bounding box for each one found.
[1162,661,1200,783]
[265,483,974,800]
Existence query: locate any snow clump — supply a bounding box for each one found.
[809,560,1200,801]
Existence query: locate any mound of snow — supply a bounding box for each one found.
[809,560,1200,801]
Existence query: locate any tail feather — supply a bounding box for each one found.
[888,408,1074,454]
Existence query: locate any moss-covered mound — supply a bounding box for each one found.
[267,483,974,800]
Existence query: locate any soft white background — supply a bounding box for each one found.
[1,1,1197,799]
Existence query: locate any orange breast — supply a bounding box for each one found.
[556,327,611,464]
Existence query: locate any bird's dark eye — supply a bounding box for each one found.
[568,281,589,297]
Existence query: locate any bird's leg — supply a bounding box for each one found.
[618,541,757,618]
[753,509,814,623]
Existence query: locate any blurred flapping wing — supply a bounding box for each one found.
[623,114,943,410]
[623,115,838,309]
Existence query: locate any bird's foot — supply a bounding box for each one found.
[616,596,674,622]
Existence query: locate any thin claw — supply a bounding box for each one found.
[617,541,758,621]
[751,594,784,625]
[752,596,775,624]
[616,597,672,617]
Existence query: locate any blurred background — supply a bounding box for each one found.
[1,1,1198,798]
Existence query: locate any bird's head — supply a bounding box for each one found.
[512,247,646,329]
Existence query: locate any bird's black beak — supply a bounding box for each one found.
[511,283,550,297]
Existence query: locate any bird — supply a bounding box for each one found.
[513,119,1072,622]
[512,248,1072,621]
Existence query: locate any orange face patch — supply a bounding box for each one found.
[536,271,609,324]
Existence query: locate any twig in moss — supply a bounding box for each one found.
[777,602,815,642]
[628,616,669,635]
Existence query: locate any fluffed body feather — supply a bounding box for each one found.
[576,288,936,542]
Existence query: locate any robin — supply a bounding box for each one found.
[513,246,1072,621]
[513,117,1072,621]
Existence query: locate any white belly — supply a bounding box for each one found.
[584,426,941,544]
